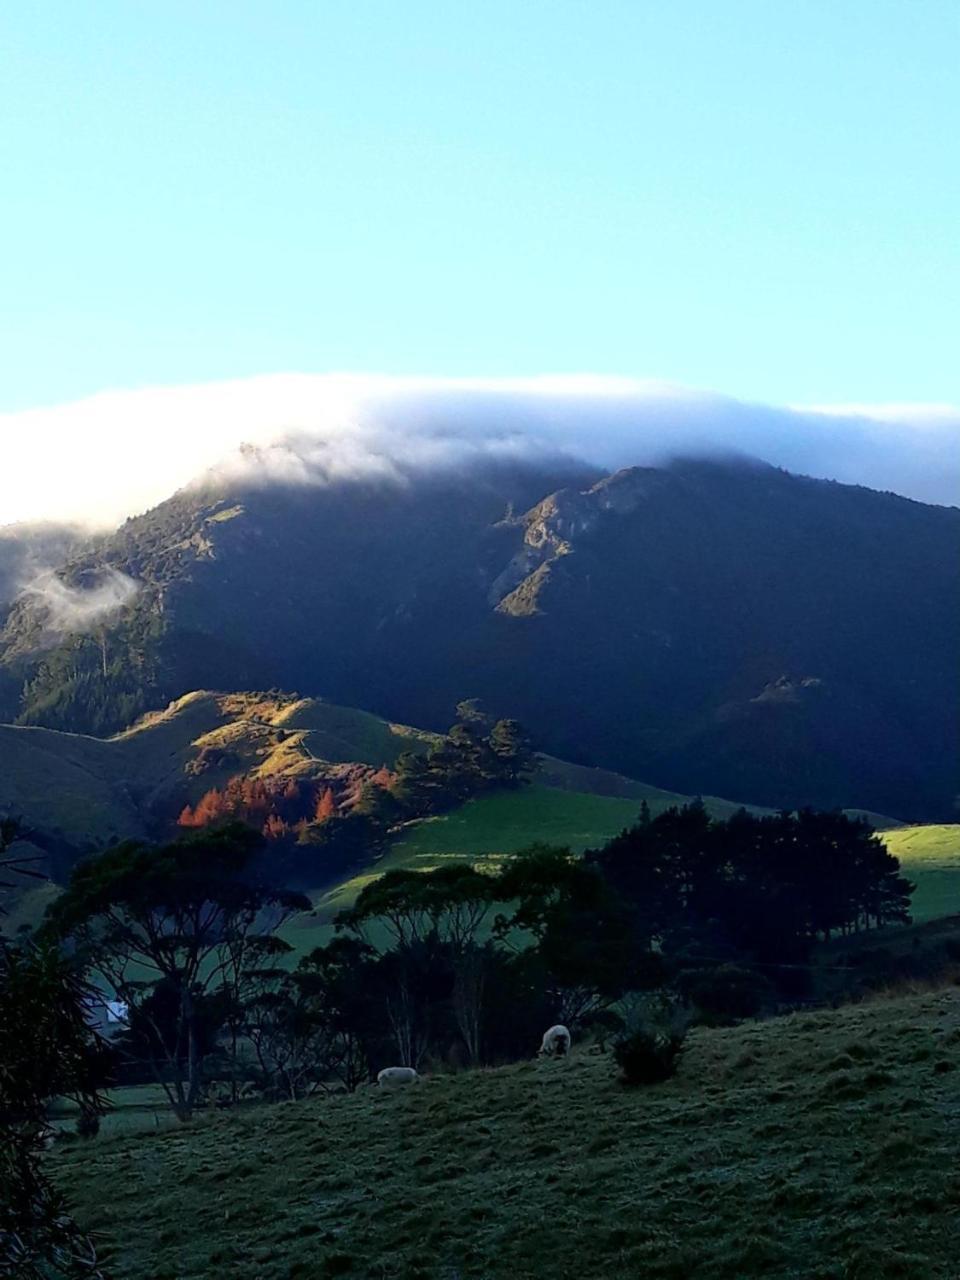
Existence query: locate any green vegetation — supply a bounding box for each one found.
[883,824,960,922]
[282,786,659,953]
[1,819,109,1277]
[281,808,960,958]
[0,691,435,852]
[51,987,960,1279]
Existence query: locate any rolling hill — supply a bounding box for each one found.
[0,690,436,855]
[2,456,957,819]
[4,686,957,946]
[51,986,960,1279]
[0,689,745,855]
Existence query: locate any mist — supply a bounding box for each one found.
[0,374,957,532]
[16,566,140,633]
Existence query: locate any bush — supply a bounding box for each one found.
[613,1026,685,1085]
[680,964,774,1024]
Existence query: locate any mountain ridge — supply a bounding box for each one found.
[1,455,956,819]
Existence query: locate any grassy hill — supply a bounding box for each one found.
[0,690,437,851]
[883,825,960,922]
[52,986,960,1280]
[281,783,773,953]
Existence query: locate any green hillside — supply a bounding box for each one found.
[282,783,740,951]
[883,824,960,922]
[52,987,960,1280]
[0,690,436,850]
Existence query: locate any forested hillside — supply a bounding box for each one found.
[2,456,957,818]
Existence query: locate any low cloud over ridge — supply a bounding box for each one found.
[1,374,957,529]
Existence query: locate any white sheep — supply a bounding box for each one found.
[538,1024,571,1058]
[377,1066,419,1090]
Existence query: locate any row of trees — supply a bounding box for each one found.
[177,771,397,839]
[38,803,913,1111]
[7,802,915,1138]
[591,803,913,967]
[391,702,535,816]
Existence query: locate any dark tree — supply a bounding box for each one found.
[46,823,308,1119]
[1,821,109,1278]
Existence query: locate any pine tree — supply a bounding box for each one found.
[488,718,535,787]
[314,787,337,823]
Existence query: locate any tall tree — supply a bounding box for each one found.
[46,823,308,1119]
[1,820,109,1279]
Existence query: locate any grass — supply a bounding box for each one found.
[279,785,647,953]
[883,825,960,923]
[276,811,960,959]
[0,691,436,849]
[52,985,960,1279]
[49,1085,181,1139]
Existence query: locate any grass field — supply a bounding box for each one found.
[279,785,647,952]
[52,985,960,1280]
[276,810,960,958]
[49,1084,181,1139]
[883,825,960,923]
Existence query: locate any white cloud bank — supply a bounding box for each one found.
[1,374,957,530]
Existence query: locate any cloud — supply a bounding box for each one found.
[0,522,86,609]
[0,374,957,530]
[17,567,140,633]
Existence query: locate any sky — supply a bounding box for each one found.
[1,3,958,527]
[2,0,958,412]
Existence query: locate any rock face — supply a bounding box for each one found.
[2,456,958,820]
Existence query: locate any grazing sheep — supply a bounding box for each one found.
[377,1066,419,1090]
[538,1024,571,1058]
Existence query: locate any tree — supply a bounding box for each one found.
[487,718,536,788]
[495,845,658,1023]
[391,750,439,816]
[351,781,401,827]
[45,823,309,1119]
[339,865,498,1064]
[1,820,109,1278]
[314,787,337,823]
[589,804,914,976]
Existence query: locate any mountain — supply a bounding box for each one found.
[1,456,957,819]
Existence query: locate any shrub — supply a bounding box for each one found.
[614,1026,685,1085]
[680,964,774,1024]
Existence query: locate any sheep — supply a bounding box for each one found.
[377,1066,419,1090]
[538,1024,571,1058]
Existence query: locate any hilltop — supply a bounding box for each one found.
[3,457,957,818]
[0,690,435,855]
[52,986,960,1279]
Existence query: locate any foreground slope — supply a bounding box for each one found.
[55,988,960,1279]
[4,457,957,817]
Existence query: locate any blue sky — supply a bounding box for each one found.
[2,0,958,412]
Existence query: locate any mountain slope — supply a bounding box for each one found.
[52,987,960,1280]
[2,457,956,818]
[0,690,436,855]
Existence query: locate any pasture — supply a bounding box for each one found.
[884,825,960,923]
[52,986,960,1280]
